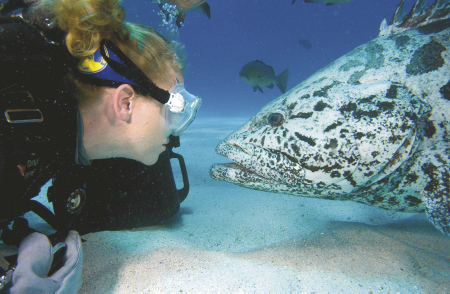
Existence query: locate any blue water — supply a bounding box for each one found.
[123,0,421,117]
[3,0,449,292]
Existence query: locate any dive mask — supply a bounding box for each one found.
[164,83,202,136]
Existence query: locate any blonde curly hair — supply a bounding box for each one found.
[32,0,182,101]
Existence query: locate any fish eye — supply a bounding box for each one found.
[267,110,286,127]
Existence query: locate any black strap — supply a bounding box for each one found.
[99,40,171,104]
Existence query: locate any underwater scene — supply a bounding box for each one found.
[3,0,450,292]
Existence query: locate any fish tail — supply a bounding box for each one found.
[276,69,289,93]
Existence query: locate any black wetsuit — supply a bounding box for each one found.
[0,16,81,240]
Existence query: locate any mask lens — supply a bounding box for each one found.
[164,86,201,136]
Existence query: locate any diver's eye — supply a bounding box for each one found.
[267,110,286,127]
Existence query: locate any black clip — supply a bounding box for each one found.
[0,255,16,293]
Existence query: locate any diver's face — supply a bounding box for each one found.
[127,73,179,165]
[127,96,168,165]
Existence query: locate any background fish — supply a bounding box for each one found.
[304,0,354,5]
[299,39,312,49]
[210,0,450,237]
[239,60,289,94]
[164,0,210,27]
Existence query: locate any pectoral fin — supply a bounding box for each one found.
[253,86,263,93]
[420,151,450,237]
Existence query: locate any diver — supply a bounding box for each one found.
[0,0,200,292]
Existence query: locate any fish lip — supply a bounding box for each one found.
[214,142,281,183]
[214,140,304,185]
[211,162,279,184]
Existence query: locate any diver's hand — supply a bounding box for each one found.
[10,231,82,294]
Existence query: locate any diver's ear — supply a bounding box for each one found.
[113,84,136,121]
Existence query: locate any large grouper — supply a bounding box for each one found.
[209,0,450,237]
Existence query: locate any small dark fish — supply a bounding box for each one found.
[163,0,211,27]
[299,39,312,49]
[239,60,289,94]
[304,0,354,5]
[292,0,297,4]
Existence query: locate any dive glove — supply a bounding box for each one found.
[10,231,82,293]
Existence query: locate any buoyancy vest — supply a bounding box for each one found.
[0,17,79,228]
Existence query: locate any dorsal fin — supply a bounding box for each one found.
[390,0,407,25]
[409,0,429,18]
[379,0,450,36]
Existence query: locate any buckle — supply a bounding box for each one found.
[0,266,14,292]
[0,255,15,292]
[4,109,44,124]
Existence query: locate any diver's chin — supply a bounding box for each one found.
[140,153,162,166]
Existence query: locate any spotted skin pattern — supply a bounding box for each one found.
[210,0,450,237]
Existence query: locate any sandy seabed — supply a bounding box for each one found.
[2,117,450,292]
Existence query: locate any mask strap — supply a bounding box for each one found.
[99,40,171,104]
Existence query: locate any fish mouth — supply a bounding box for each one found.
[210,162,278,184]
[209,141,304,186]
